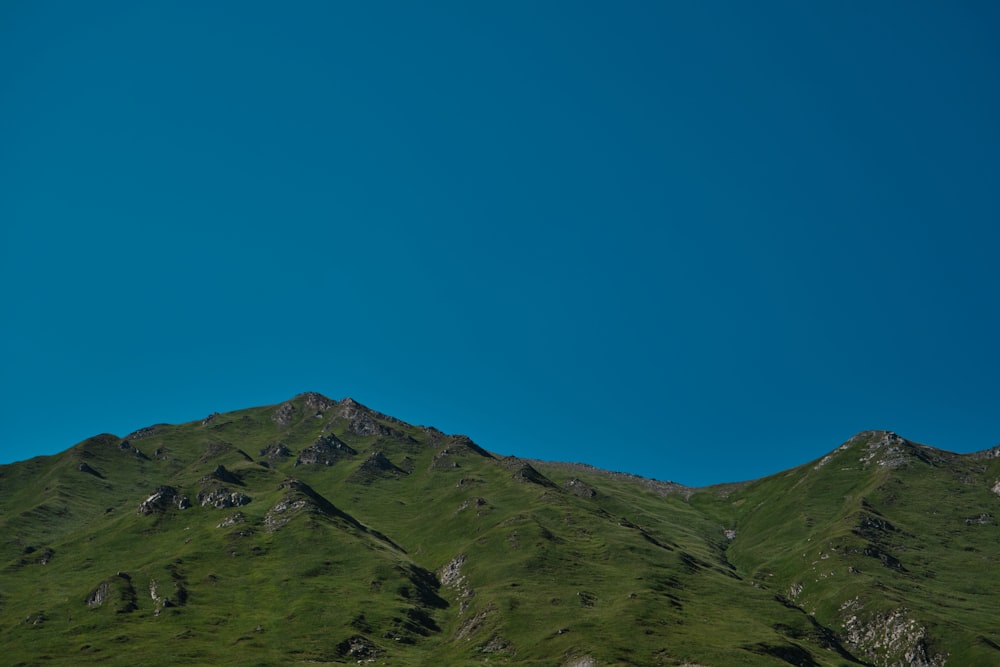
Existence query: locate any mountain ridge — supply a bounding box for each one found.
[1,392,997,666]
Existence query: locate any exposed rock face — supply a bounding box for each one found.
[197,487,252,509]
[272,401,297,426]
[440,554,466,588]
[859,431,910,469]
[259,442,292,461]
[839,599,946,667]
[124,424,168,440]
[295,434,356,467]
[149,565,188,614]
[299,391,336,412]
[852,430,951,470]
[273,393,337,425]
[86,573,137,613]
[336,634,380,661]
[969,444,1000,460]
[347,451,406,483]
[450,435,492,457]
[501,458,556,487]
[348,413,392,437]
[440,554,476,615]
[263,479,345,532]
[564,478,596,497]
[431,436,494,470]
[335,397,401,437]
[138,486,190,514]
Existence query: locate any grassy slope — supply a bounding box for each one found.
[1,396,997,666]
[694,431,1000,666]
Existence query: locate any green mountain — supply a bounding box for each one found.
[1,393,998,666]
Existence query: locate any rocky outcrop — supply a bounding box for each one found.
[335,397,410,437]
[347,413,392,437]
[264,479,355,532]
[563,478,596,497]
[197,487,251,509]
[258,442,292,462]
[138,486,190,514]
[501,458,556,487]
[124,424,168,440]
[149,566,188,615]
[456,497,489,516]
[440,554,476,614]
[86,573,137,613]
[965,513,996,526]
[336,635,381,661]
[295,434,356,467]
[299,391,336,413]
[858,431,911,469]
[968,444,1000,460]
[431,436,494,470]
[839,599,946,666]
[272,401,297,426]
[852,431,952,470]
[347,451,406,484]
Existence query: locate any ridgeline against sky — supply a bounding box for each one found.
[1,2,998,486]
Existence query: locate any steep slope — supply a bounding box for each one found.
[1,395,997,666]
[692,430,1000,666]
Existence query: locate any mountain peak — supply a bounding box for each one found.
[294,391,337,410]
[2,399,997,665]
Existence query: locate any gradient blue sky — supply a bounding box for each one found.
[2,2,998,486]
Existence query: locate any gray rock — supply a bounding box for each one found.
[138,486,184,514]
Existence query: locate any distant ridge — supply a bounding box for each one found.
[1,393,997,665]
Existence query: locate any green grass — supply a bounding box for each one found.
[2,400,998,665]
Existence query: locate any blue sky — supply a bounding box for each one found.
[2,2,998,486]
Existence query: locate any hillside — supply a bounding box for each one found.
[1,393,998,666]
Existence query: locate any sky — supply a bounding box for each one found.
[2,2,998,486]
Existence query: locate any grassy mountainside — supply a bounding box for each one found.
[1,393,997,666]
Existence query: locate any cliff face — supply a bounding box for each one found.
[1,397,997,666]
